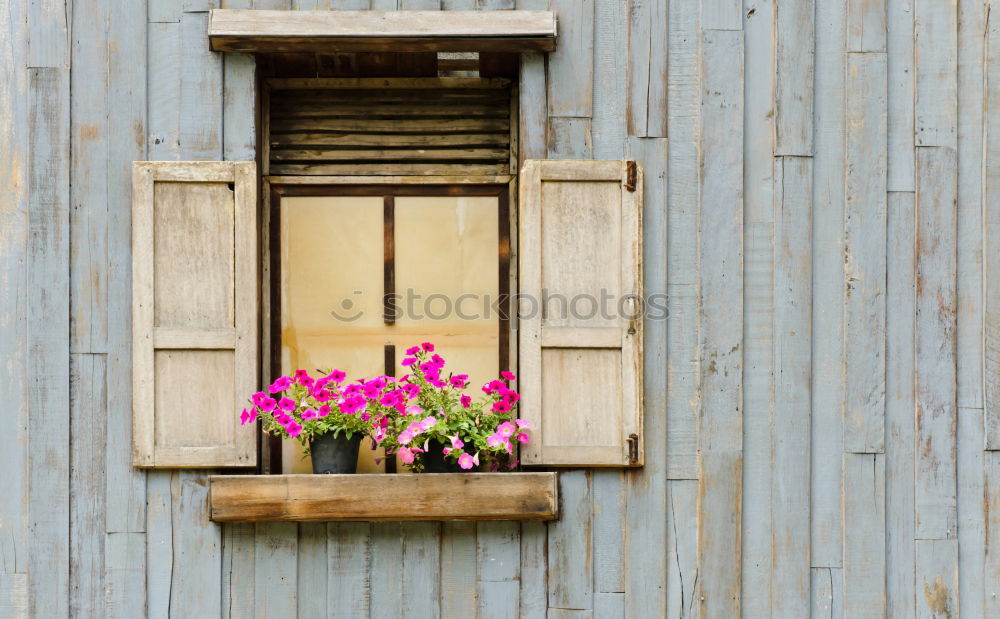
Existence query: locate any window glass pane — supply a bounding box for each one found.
[279,193,501,473]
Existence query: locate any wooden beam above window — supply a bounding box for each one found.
[208,10,557,54]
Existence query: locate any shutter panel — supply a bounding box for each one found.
[518,160,643,467]
[132,162,258,468]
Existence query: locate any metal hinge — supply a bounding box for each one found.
[624,160,637,192]
[626,433,639,464]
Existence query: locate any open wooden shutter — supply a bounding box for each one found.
[132,162,258,468]
[518,160,643,467]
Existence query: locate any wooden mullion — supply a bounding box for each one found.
[384,195,396,325]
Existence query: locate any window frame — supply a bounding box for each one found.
[262,177,517,473]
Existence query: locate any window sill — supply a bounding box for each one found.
[208,473,558,522]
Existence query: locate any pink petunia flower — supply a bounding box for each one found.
[487,433,504,448]
[373,426,386,442]
[420,417,437,431]
[301,408,318,421]
[443,447,452,455]
[458,453,475,470]
[501,371,516,381]
[294,369,310,383]
[401,356,417,367]
[326,369,346,383]
[497,421,516,438]
[421,342,434,352]
[277,397,296,412]
[430,379,447,389]
[405,405,423,417]
[449,374,469,389]
[259,397,277,412]
[312,389,332,403]
[276,413,292,426]
[451,435,464,449]
[398,430,414,445]
[318,404,331,417]
[406,345,421,355]
[398,447,416,464]
[269,376,292,393]
[430,354,445,367]
[460,395,472,408]
[516,432,530,444]
[286,422,302,438]
[492,400,512,414]
[251,392,268,407]
[515,419,531,429]
[240,408,255,425]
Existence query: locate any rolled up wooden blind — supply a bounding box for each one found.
[266,77,512,176]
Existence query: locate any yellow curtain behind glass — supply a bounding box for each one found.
[280,194,500,473]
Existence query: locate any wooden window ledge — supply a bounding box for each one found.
[209,473,558,522]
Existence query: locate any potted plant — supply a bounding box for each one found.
[240,368,370,474]
[239,342,532,474]
[374,342,532,473]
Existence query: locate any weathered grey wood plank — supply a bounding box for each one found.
[914,0,958,147]
[696,28,743,619]
[591,0,626,152]
[810,567,843,618]
[518,521,547,618]
[771,156,812,618]
[104,532,146,619]
[984,6,1000,448]
[478,522,519,584]
[547,0,593,117]
[593,592,624,618]
[149,0,182,22]
[701,0,741,30]
[401,522,441,617]
[221,523,255,619]
[400,0,442,8]
[956,0,986,411]
[847,0,886,52]
[517,51,547,164]
[915,539,958,618]
[105,0,148,536]
[145,472,173,619]
[70,354,107,619]
[440,522,476,616]
[775,0,815,156]
[327,522,371,616]
[254,522,298,617]
[740,2,774,613]
[478,580,519,619]
[624,136,669,615]
[0,0,29,587]
[914,146,958,539]
[842,453,886,616]
[957,407,985,617]
[546,117,592,158]
[986,451,1000,616]
[27,65,71,619]
[664,0,699,481]
[27,0,69,68]
[591,472,623,593]
[170,472,224,616]
[626,0,667,137]
[70,0,109,355]
[810,0,847,572]
[665,480,697,618]
[296,523,328,618]
[886,0,914,191]
[180,12,224,159]
[147,21,182,160]
[223,53,256,161]
[548,470,592,611]
[843,51,888,453]
[370,523,403,617]
[885,191,916,619]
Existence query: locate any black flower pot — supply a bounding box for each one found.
[310,432,362,474]
[422,439,469,473]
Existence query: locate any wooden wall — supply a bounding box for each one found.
[2,0,999,617]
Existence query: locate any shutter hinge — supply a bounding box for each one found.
[626,433,639,464]
[624,160,637,192]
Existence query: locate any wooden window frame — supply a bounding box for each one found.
[262,177,517,474]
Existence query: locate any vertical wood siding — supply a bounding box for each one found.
[3,0,998,617]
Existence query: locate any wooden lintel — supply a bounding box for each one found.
[208,10,557,54]
[209,473,559,522]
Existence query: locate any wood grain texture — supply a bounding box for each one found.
[327,522,370,616]
[221,523,255,619]
[914,0,958,147]
[886,0,914,191]
[254,522,297,617]
[547,470,592,610]
[210,473,559,521]
[626,0,667,137]
[592,0,626,154]
[985,5,1000,448]
[914,147,958,539]
[847,0,886,52]
[440,521,477,615]
[843,51,888,453]
[547,0,594,117]
[986,451,1000,617]
[915,539,958,619]
[957,407,985,617]
[27,65,71,619]
[696,28,743,619]
[842,453,886,616]
[775,0,815,156]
